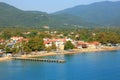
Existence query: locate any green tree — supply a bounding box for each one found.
[28,36,45,51]
[5,46,11,53]
[64,41,74,50]
[23,44,31,54]
[45,47,52,53]
[11,47,19,54]
[0,44,5,49]
[2,30,12,40]
[27,30,37,38]
[51,43,56,50]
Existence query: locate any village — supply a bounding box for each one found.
[0,28,120,62]
[0,34,119,59]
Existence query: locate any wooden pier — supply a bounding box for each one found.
[12,57,65,63]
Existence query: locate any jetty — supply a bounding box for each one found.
[12,57,65,63]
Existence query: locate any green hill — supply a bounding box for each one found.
[0,2,52,27]
[0,1,120,28]
[54,1,120,27]
[0,2,98,28]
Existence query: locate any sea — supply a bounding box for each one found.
[0,50,120,80]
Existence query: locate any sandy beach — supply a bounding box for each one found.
[0,57,11,62]
[20,46,120,58]
[0,46,120,61]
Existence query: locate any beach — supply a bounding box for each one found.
[0,57,11,62]
[0,46,120,61]
[20,46,120,58]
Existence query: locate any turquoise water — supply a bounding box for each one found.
[0,50,120,80]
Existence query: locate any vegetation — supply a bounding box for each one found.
[54,1,120,27]
[27,36,45,51]
[23,43,31,54]
[0,27,119,54]
[64,41,74,50]
[0,1,120,56]
[45,43,57,52]
[1,1,120,28]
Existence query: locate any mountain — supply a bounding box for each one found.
[0,2,91,28]
[0,1,120,28]
[0,2,60,28]
[0,2,103,28]
[54,1,120,27]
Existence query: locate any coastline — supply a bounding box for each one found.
[18,46,120,58]
[0,57,11,62]
[0,46,120,62]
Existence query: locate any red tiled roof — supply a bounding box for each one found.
[44,38,67,44]
[0,39,5,43]
[88,41,100,45]
[77,41,87,45]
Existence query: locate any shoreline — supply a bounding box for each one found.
[0,47,120,62]
[0,57,11,62]
[12,46,120,58]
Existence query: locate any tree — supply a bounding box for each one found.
[2,30,12,40]
[27,30,37,38]
[45,47,52,53]
[23,44,31,54]
[45,43,57,52]
[0,44,5,49]
[5,46,11,53]
[11,47,19,54]
[28,36,45,51]
[64,41,74,50]
[51,43,56,50]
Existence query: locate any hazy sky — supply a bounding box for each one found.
[0,0,119,13]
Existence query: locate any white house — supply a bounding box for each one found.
[43,38,73,50]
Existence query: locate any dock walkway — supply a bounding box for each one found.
[12,57,65,63]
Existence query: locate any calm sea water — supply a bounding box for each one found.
[0,50,120,80]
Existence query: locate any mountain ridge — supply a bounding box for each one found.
[0,1,120,28]
[0,2,93,28]
[53,1,120,27]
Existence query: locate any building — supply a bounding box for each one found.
[43,38,73,50]
[0,39,5,44]
[11,36,24,43]
[87,41,101,49]
[10,36,29,43]
[76,41,88,49]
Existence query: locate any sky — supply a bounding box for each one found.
[0,0,119,13]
